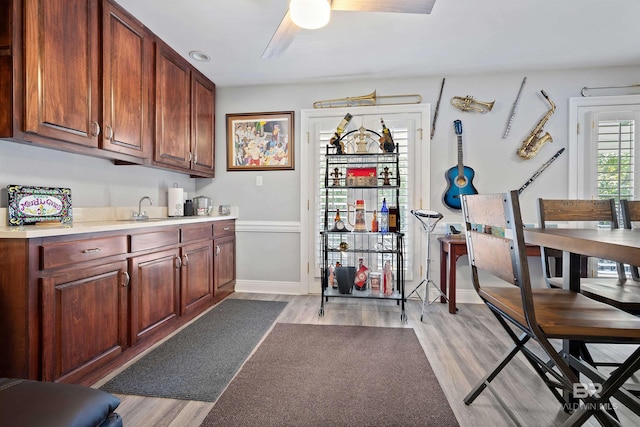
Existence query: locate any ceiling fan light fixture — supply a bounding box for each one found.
[290,0,331,30]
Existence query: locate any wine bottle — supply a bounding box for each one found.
[329,114,352,154]
[371,210,379,232]
[380,118,395,153]
[336,113,353,135]
[380,198,389,233]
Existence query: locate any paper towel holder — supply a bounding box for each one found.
[168,183,184,217]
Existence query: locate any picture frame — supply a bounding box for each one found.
[226,111,294,171]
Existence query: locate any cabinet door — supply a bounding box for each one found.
[129,248,180,344]
[101,0,151,158]
[181,240,213,315]
[214,234,236,295]
[24,0,100,147]
[154,42,191,169]
[40,260,128,383]
[191,70,215,175]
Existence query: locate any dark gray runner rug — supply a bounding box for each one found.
[200,323,459,426]
[100,299,288,402]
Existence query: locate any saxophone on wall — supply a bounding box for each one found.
[517,90,555,160]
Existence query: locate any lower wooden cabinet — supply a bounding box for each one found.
[40,260,129,383]
[129,247,180,345]
[215,234,235,293]
[213,220,236,301]
[0,219,235,385]
[180,240,213,315]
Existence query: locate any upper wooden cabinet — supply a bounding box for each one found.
[101,0,152,158]
[23,0,101,148]
[191,70,216,176]
[0,0,215,174]
[155,41,216,177]
[154,41,192,170]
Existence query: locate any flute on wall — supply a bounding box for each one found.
[431,78,445,139]
[502,77,527,139]
[517,147,565,194]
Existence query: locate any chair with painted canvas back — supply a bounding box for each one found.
[462,191,640,426]
[537,198,625,289]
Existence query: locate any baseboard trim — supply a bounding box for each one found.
[235,280,302,295]
[235,280,483,304]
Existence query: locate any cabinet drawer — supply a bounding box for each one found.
[213,220,235,238]
[181,224,213,243]
[131,229,180,252]
[41,236,128,270]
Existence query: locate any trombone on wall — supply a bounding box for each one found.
[313,90,422,109]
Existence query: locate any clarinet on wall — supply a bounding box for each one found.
[502,76,527,139]
[431,78,445,139]
[517,148,565,194]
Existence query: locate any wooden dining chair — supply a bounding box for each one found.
[462,191,640,426]
[537,198,625,287]
[536,199,640,315]
[621,199,640,281]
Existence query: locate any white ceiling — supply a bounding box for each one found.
[116,0,640,88]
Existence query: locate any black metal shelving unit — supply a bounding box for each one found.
[319,146,406,323]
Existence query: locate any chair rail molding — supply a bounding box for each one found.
[235,220,301,234]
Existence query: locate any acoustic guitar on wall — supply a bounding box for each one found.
[443,119,478,210]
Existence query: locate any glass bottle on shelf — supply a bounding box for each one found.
[371,210,378,232]
[380,198,389,233]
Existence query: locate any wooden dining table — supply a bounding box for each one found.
[523,228,640,293]
[523,227,640,405]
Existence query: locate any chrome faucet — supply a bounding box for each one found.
[133,196,153,220]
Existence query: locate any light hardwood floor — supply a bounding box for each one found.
[93,293,640,427]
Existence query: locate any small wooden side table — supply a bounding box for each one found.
[438,235,541,314]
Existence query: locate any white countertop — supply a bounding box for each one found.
[0,207,237,239]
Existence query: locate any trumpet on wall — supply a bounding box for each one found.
[450,96,494,113]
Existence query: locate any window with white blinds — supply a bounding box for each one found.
[570,97,640,278]
[597,119,635,204]
[596,117,636,277]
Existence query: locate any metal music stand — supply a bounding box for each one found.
[408,209,445,321]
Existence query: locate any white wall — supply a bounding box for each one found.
[0,140,197,208]
[2,65,639,299]
[199,65,640,297]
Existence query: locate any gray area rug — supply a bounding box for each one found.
[200,323,459,426]
[100,299,288,402]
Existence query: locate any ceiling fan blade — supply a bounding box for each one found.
[262,11,300,59]
[331,0,436,14]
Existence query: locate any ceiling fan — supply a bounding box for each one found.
[262,0,437,59]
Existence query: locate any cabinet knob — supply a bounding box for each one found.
[175,256,182,269]
[216,245,220,256]
[187,152,193,162]
[123,271,130,287]
[182,254,189,266]
[91,121,101,137]
[193,154,198,164]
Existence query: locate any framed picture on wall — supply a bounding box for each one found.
[226,111,295,171]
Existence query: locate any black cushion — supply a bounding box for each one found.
[0,378,122,427]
